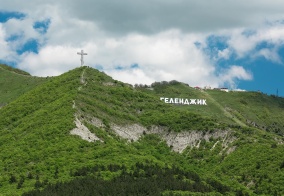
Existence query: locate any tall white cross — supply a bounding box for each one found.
[77,50,87,66]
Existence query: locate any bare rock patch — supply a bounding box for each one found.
[70,118,103,142]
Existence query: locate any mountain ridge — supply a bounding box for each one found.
[0,64,47,107]
[0,65,284,195]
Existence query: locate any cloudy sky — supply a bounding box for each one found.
[1,0,284,96]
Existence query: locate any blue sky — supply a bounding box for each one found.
[1,1,284,96]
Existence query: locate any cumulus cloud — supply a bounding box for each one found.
[18,28,252,89]
[217,48,231,60]
[18,45,81,76]
[0,23,19,62]
[257,48,282,63]
[225,25,284,61]
[218,66,253,89]
[2,0,284,90]
[3,17,41,50]
[106,68,154,85]
[0,25,8,58]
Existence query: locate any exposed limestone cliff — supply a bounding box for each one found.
[70,118,103,142]
[111,124,146,142]
[110,123,235,152]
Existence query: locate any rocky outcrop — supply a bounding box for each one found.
[70,118,102,142]
[111,124,146,142]
[89,117,105,128]
[109,123,236,153]
[156,128,234,153]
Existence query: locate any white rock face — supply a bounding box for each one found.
[70,118,102,142]
[146,127,234,152]
[75,109,236,153]
[109,122,235,153]
[111,124,147,142]
[90,117,105,128]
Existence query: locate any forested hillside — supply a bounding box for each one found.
[0,64,47,106]
[0,65,283,195]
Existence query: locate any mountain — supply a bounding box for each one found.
[0,65,284,195]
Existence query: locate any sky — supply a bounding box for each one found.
[1,1,284,96]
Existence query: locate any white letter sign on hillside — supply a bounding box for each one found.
[160,97,207,105]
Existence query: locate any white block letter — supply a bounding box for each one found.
[190,99,196,105]
[175,98,179,104]
[184,99,189,105]
[165,98,169,103]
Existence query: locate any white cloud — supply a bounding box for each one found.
[219,65,253,89]
[224,25,284,61]
[18,28,253,89]
[3,0,284,90]
[0,25,9,58]
[106,68,154,85]
[226,29,256,58]
[3,17,40,50]
[18,45,80,76]
[258,48,282,63]
[0,24,20,62]
[16,29,214,86]
[217,48,230,60]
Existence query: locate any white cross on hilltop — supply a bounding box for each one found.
[77,50,87,66]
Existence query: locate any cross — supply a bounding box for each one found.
[77,50,87,66]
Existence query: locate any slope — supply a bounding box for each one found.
[147,81,284,135]
[0,64,48,106]
[0,66,284,195]
[0,67,81,195]
[0,66,236,195]
[75,68,221,132]
[207,90,284,135]
[137,80,284,194]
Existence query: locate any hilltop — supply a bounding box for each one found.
[0,65,284,195]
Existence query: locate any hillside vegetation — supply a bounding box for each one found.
[0,64,47,106]
[0,66,283,195]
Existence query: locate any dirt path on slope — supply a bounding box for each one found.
[80,68,86,84]
[78,67,87,90]
[202,91,247,127]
